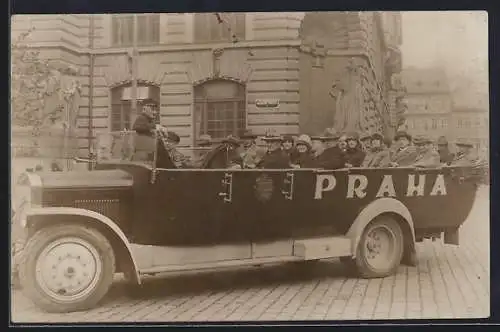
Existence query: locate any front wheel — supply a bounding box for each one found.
[342,216,404,278]
[18,224,116,313]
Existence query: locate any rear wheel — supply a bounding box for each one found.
[342,216,404,278]
[18,224,116,313]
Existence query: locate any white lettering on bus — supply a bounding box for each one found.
[430,174,447,196]
[406,174,426,197]
[314,174,337,200]
[376,175,396,198]
[346,175,368,199]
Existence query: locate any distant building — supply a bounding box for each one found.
[450,106,489,159]
[12,12,403,153]
[401,67,453,140]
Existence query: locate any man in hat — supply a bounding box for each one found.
[311,128,345,170]
[450,140,479,166]
[359,132,372,153]
[290,134,315,168]
[361,133,391,168]
[436,135,455,165]
[388,130,418,167]
[239,129,262,169]
[413,135,441,168]
[258,134,291,169]
[344,132,366,167]
[161,131,193,168]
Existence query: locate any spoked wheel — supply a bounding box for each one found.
[341,216,404,278]
[18,224,115,313]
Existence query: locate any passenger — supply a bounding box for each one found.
[338,133,348,154]
[239,129,261,169]
[344,132,366,167]
[132,110,155,136]
[413,135,441,168]
[197,134,212,148]
[311,129,345,170]
[224,135,244,169]
[258,134,291,169]
[449,141,480,166]
[162,131,192,168]
[359,133,372,152]
[290,134,315,168]
[282,135,298,161]
[361,133,391,167]
[436,136,455,165]
[388,131,418,167]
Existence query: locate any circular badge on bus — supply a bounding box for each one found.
[254,173,274,202]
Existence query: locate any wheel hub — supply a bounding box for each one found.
[35,237,102,302]
[364,226,396,269]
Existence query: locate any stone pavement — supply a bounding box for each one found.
[10,186,489,323]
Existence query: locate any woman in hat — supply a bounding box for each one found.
[388,130,418,167]
[290,134,315,168]
[344,132,365,167]
[258,134,291,169]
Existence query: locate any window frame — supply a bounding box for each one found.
[193,79,247,143]
[111,14,160,47]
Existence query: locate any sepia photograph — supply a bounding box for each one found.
[10,11,489,323]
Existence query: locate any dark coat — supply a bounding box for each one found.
[362,149,391,167]
[203,143,243,169]
[390,145,418,166]
[438,147,455,165]
[258,149,291,169]
[313,146,345,170]
[292,152,316,168]
[132,113,155,135]
[344,148,366,167]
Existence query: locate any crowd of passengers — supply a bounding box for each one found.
[133,108,482,170]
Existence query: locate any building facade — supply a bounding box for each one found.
[11,12,403,155]
[450,107,489,159]
[401,67,453,140]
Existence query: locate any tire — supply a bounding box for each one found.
[18,224,116,313]
[348,216,404,278]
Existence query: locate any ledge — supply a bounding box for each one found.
[24,39,303,56]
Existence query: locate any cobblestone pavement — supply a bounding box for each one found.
[10,186,489,323]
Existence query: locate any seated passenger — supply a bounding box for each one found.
[239,130,261,169]
[290,134,315,168]
[359,133,372,153]
[413,135,441,168]
[133,110,155,137]
[361,133,391,167]
[449,141,480,166]
[436,136,455,165]
[311,129,345,170]
[161,131,193,168]
[344,132,366,167]
[388,131,418,167]
[282,135,298,161]
[258,134,291,169]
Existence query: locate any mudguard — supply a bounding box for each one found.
[24,207,141,284]
[346,197,415,258]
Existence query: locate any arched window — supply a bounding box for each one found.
[194,13,245,43]
[110,83,160,131]
[194,80,246,141]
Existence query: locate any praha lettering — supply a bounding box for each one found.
[314,173,448,200]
